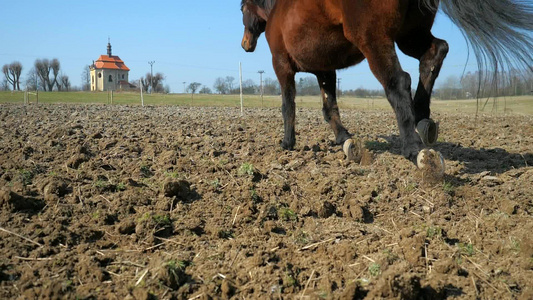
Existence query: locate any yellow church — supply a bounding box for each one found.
[90,41,133,91]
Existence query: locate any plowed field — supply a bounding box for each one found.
[1,104,532,299]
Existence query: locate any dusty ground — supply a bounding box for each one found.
[1,104,532,300]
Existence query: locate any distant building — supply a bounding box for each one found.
[90,40,135,91]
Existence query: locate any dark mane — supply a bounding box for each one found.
[241,0,276,12]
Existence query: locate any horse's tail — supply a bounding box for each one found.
[423,0,533,78]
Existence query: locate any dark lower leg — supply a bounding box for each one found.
[386,71,423,162]
[413,38,448,123]
[316,71,351,144]
[280,79,296,150]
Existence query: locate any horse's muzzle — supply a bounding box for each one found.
[241,35,257,52]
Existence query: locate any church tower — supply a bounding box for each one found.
[90,39,131,91]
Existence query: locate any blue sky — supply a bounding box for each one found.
[0,0,476,93]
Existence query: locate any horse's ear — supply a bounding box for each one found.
[256,8,268,21]
[245,2,268,21]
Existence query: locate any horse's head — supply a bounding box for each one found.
[241,0,267,52]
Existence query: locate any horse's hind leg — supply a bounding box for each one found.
[315,71,352,144]
[397,32,448,145]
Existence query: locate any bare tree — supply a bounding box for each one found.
[2,65,14,90]
[35,58,60,91]
[1,77,9,91]
[35,59,51,91]
[51,59,60,91]
[242,79,256,94]
[81,65,91,91]
[140,72,165,93]
[186,82,202,99]
[213,77,228,94]
[59,74,70,91]
[297,76,321,96]
[263,77,280,95]
[24,68,39,91]
[225,76,235,93]
[199,86,212,94]
[2,61,23,91]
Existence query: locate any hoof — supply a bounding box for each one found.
[416,119,438,146]
[417,149,445,178]
[280,140,295,151]
[343,138,363,162]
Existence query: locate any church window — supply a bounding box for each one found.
[109,75,113,82]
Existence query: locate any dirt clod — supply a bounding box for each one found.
[162,179,190,199]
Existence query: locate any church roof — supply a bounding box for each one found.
[94,55,130,71]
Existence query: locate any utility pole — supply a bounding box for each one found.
[258,70,265,107]
[148,61,155,94]
[337,78,342,97]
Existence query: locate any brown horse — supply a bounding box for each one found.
[240,0,532,165]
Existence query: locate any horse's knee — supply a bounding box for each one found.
[434,39,449,60]
[388,71,411,94]
[387,71,415,127]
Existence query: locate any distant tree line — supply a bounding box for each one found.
[211,76,281,95]
[207,70,532,100]
[2,59,70,92]
[3,60,530,97]
[2,59,170,93]
[433,70,533,100]
[211,75,384,97]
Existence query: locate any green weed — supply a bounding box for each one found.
[166,259,187,270]
[211,179,220,189]
[152,214,171,226]
[293,231,310,245]
[442,181,455,195]
[140,164,152,178]
[18,169,34,185]
[279,207,297,221]
[383,249,399,265]
[218,229,234,239]
[250,188,260,202]
[509,237,520,252]
[238,162,254,176]
[164,171,180,178]
[91,211,101,220]
[426,226,443,239]
[115,182,126,191]
[284,273,297,287]
[369,263,381,277]
[458,243,475,256]
[404,182,417,192]
[94,179,108,189]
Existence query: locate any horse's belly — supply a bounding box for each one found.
[286,27,364,71]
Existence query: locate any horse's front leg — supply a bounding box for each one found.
[273,56,297,150]
[315,71,352,145]
[359,42,423,162]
